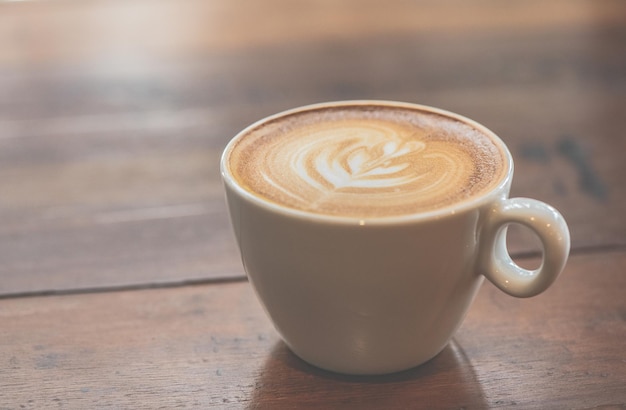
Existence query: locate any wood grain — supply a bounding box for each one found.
[2,0,624,67]
[1,251,624,409]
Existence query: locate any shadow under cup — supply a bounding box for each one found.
[221,101,570,375]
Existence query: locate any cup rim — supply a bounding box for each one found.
[221,100,513,225]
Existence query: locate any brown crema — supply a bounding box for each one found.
[226,103,507,218]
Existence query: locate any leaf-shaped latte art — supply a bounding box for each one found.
[231,108,504,218]
[298,134,427,190]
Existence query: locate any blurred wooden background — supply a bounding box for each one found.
[1,0,624,295]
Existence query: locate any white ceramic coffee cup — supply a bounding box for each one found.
[221,101,570,375]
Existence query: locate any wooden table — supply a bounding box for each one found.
[1,0,625,408]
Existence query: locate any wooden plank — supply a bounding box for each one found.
[0,125,245,295]
[1,0,625,294]
[1,251,624,408]
[2,0,624,67]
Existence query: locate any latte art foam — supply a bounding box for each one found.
[227,104,507,218]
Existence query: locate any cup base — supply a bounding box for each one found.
[286,342,448,376]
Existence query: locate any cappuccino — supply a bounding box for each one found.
[225,102,507,218]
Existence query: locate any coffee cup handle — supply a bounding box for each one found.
[478,198,570,298]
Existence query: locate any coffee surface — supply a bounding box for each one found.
[227,104,507,218]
